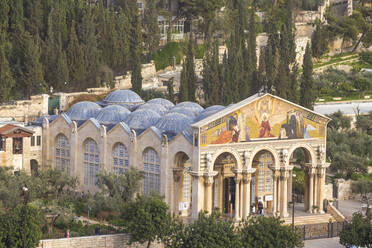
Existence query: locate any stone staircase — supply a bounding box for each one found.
[282,213,336,226]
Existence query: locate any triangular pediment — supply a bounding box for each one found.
[193,94,330,147]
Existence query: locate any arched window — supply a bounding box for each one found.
[257,152,273,193]
[113,143,129,174]
[55,134,70,174]
[143,148,160,194]
[83,138,100,185]
[183,165,191,202]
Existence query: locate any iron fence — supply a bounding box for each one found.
[295,221,346,240]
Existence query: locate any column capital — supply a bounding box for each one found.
[203,171,218,186]
[242,168,256,175]
[280,170,290,180]
[243,174,252,184]
[308,167,317,175]
[204,176,214,186]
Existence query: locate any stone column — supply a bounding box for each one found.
[318,167,326,214]
[243,175,251,218]
[204,176,214,214]
[234,176,241,221]
[277,175,281,213]
[308,169,314,213]
[281,170,289,218]
[272,171,278,216]
[313,170,318,213]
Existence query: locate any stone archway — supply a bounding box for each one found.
[212,152,238,216]
[288,146,322,214]
[251,150,275,215]
[173,152,192,216]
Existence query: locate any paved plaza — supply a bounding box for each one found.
[305,237,344,248]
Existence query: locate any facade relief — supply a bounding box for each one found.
[200,95,328,146]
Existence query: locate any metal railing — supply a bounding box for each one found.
[295,221,346,240]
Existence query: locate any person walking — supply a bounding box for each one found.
[258,201,264,216]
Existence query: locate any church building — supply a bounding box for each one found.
[41,90,330,219]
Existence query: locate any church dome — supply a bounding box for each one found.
[95,105,131,124]
[194,108,222,123]
[146,98,175,110]
[200,105,225,114]
[103,90,144,109]
[125,109,161,129]
[137,103,167,116]
[66,101,101,121]
[167,107,197,119]
[174,101,204,115]
[155,112,192,134]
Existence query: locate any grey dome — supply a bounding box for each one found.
[194,108,222,122]
[125,109,161,129]
[104,90,144,106]
[96,105,130,124]
[201,105,225,114]
[155,112,192,134]
[147,98,175,110]
[137,103,167,116]
[167,107,197,119]
[31,115,58,125]
[66,101,101,120]
[175,101,204,115]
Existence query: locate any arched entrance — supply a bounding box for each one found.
[173,152,192,216]
[30,159,38,176]
[212,152,238,216]
[289,147,318,213]
[251,150,274,214]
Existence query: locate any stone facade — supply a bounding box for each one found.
[0,94,49,122]
[0,124,42,173]
[37,234,163,248]
[42,93,331,220]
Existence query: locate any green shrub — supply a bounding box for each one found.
[194,44,205,59]
[153,42,183,70]
[360,51,372,65]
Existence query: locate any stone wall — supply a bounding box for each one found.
[335,179,353,200]
[56,88,110,112]
[0,94,49,122]
[324,183,334,200]
[114,61,160,90]
[38,234,164,248]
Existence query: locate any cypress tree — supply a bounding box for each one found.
[276,25,290,99]
[179,61,189,102]
[248,3,258,95]
[115,9,130,72]
[288,62,298,103]
[311,23,328,59]
[202,40,220,105]
[265,19,278,94]
[0,0,16,101]
[19,32,46,97]
[79,9,100,89]
[257,46,266,93]
[129,3,143,95]
[0,38,15,102]
[143,0,160,60]
[220,51,229,105]
[167,77,175,103]
[67,21,85,90]
[8,0,24,33]
[300,43,315,109]
[179,34,197,102]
